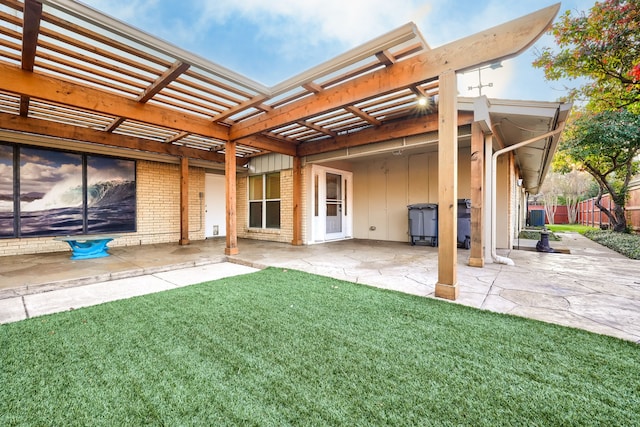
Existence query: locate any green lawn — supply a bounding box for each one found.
[546,224,597,234]
[1,268,638,426]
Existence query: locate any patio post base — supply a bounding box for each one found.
[468,257,484,267]
[435,282,459,300]
[225,247,239,255]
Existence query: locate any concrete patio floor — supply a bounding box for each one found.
[1,233,638,343]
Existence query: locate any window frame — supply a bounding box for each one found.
[248,172,281,229]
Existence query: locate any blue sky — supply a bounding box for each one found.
[81,0,596,102]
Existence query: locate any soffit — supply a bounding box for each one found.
[459,98,571,194]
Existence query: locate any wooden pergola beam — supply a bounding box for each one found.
[19,0,42,117]
[137,60,190,103]
[235,133,297,157]
[297,111,474,157]
[345,105,382,127]
[229,4,559,141]
[0,62,230,141]
[213,95,268,123]
[0,112,249,165]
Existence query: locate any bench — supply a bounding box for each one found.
[54,235,120,260]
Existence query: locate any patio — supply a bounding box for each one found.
[1,234,638,343]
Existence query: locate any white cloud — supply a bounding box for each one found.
[193,0,424,53]
[78,0,596,100]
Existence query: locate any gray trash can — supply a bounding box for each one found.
[457,199,471,249]
[408,203,438,246]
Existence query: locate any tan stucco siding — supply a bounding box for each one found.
[351,147,471,243]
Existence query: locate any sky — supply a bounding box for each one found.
[81,0,597,102]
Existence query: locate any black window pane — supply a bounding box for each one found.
[249,202,262,228]
[266,200,280,228]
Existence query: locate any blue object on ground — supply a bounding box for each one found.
[54,235,119,260]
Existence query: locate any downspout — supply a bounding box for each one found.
[491,128,563,265]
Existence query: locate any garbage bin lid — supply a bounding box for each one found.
[408,203,437,209]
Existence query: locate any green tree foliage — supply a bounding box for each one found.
[533,0,640,113]
[561,110,640,231]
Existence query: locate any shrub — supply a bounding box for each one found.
[583,229,640,259]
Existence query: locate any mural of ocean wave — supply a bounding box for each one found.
[88,180,136,233]
[0,212,14,237]
[15,180,137,236]
[20,207,84,236]
[21,182,83,212]
[2,148,137,239]
[88,180,135,208]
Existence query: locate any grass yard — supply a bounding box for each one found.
[546,224,596,234]
[1,268,638,426]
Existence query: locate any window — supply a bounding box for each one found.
[0,143,136,238]
[249,173,280,229]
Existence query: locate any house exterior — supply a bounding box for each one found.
[0,1,569,300]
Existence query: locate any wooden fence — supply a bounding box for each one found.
[575,184,640,232]
[527,180,640,231]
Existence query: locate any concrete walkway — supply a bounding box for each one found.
[1,233,639,343]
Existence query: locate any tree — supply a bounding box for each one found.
[560,109,640,232]
[558,169,593,223]
[533,0,640,113]
[539,172,562,225]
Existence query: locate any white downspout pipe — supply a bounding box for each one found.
[491,128,563,265]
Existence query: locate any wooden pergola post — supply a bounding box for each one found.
[469,122,484,267]
[435,70,458,300]
[292,155,303,245]
[179,156,189,245]
[225,141,239,255]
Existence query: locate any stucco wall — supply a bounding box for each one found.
[351,148,472,242]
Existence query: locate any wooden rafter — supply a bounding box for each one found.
[165,131,190,144]
[0,63,230,141]
[302,82,323,94]
[235,133,297,156]
[344,105,382,127]
[0,2,560,163]
[19,0,42,117]
[375,49,396,66]
[21,0,41,71]
[0,111,250,165]
[297,111,474,157]
[229,4,559,141]
[103,61,190,133]
[104,117,125,132]
[296,120,337,138]
[137,61,190,103]
[213,94,268,123]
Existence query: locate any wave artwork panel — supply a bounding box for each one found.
[20,147,84,236]
[0,144,13,237]
[87,156,136,233]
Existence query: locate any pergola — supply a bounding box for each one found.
[0,0,561,299]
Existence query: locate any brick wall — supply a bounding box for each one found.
[0,160,205,256]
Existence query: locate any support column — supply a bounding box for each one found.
[291,155,303,246]
[484,135,494,263]
[435,70,458,300]
[179,156,190,245]
[225,141,239,255]
[469,122,484,267]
